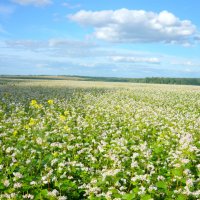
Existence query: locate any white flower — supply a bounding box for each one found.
[91,179,97,184]
[186,179,193,187]
[30,181,37,185]
[26,159,31,164]
[58,196,67,200]
[14,182,22,188]
[131,160,138,168]
[183,169,191,175]
[197,164,200,170]
[181,159,190,164]
[157,175,165,181]
[3,179,10,187]
[138,186,146,195]
[51,158,58,166]
[13,172,23,179]
[6,147,14,153]
[148,185,157,192]
[36,137,43,145]
[48,189,59,197]
[22,194,34,199]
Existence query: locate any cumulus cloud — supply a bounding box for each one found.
[111,56,160,64]
[11,0,52,6]
[69,9,197,44]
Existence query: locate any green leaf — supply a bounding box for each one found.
[156,181,167,189]
[55,181,61,187]
[40,189,48,196]
[180,178,186,184]
[133,187,139,193]
[0,183,5,190]
[131,181,137,185]
[122,193,135,200]
[172,168,182,176]
[34,189,48,200]
[154,147,163,154]
[177,194,187,200]
[141,194,152,200]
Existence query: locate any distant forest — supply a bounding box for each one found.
[0,75,200,86]
[83,77,200,85]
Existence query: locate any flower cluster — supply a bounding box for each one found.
[0,80,199,199]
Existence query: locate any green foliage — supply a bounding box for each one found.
[0,79,199,199]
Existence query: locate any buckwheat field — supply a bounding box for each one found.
[0,79,199,200]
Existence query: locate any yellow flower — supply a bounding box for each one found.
[60,115,66,121]
[53,152,58,157]
[30,100,42,109]
[29,118,36,126]
[48,99,54,105]
[30,100,37,106]
[13,130,18,136]
[24,125,29,129]
[64,125,71,133]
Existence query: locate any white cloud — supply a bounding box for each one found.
[78,62,97,67]
[5,39,97,50]
[2,38,200,77]
[194,34,200,41]
[171,60,200,67]
[48,38,96,48]
[36,63,48,68]
[62,2,81,9]
[5,40,46,48]
[69,9,197,44]
[0,5,15,15]
[11,0,52,6]
[111,56,160,64]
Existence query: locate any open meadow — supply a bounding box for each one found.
[0,78,199,200]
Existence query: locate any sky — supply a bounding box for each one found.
[0,0,200,77]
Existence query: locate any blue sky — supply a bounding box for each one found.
[0,0,200,77]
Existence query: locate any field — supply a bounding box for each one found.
[0,78,199,200]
